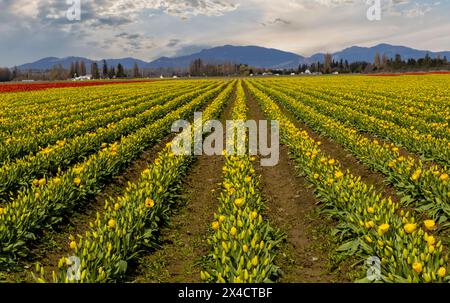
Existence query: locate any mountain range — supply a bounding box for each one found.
[16,43,450,71]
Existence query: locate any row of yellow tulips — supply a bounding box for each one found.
[202,81,282,283]
[247,80,449,283]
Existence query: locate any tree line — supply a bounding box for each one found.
[0,60,143,82]
[295,52,450,75]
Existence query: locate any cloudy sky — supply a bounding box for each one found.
[0,0,449,66]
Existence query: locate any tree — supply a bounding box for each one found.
[424,53,431,66]
[80,61,86,76]
[0,67,11,82]
[381,54,388,68]
[69,62,76,78]
[393,54,403,69]
[116,63,126,78]
[189,58,204,76]
[75,61,81,77]
[323,53,332,73]
[12,66,20,80]
[133,63,140,78]
[102,60,108,78]
[108,66,116,78]
[91,62,100,79]
[50,65,59,80]
[374,52,381,69]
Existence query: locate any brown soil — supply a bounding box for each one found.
[131,88,236,283]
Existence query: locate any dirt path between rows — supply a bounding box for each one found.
[243,82,341,283]
[131,90,236,283]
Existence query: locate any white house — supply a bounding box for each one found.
[305,69,311,74]
[72,74,92,81]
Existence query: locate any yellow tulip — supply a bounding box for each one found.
[429,245,435,253]
[212,221,220,231]
[378,224,390,235]
[74,177,82,186]
[230,226,237,237]
[234,198,245,207]
[38,178,46,186]
[438,267,447,278]
[411,170,422,181]
[108,219,116,229]
[334,171,344,179]
[424,220,436,231]
[413,262,423,273]
[145,198,155,209]
[404,223,417,234]
[427,236,436,246]
[251,256,258,266]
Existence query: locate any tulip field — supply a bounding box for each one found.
[0,75,449,283]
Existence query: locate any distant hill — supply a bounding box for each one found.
[18,56,92,70]
[147,45,305,69]
[326,43,450,64]
[16,43,450,70]
[17,57,148,71]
